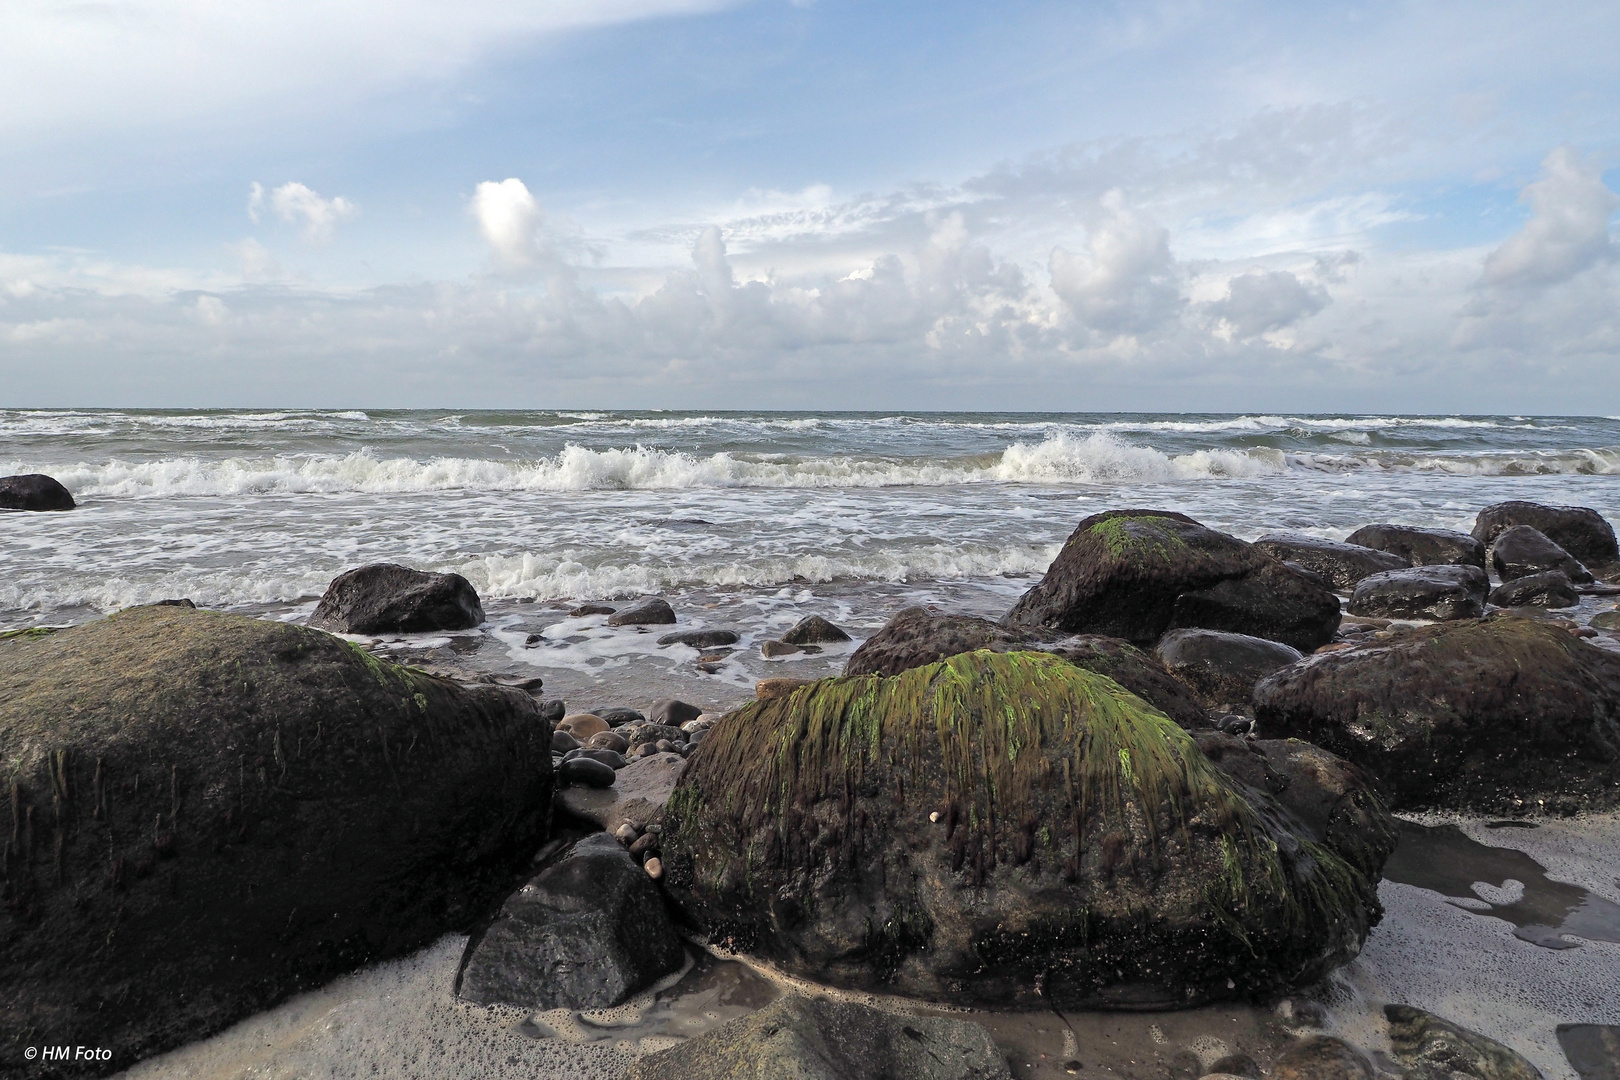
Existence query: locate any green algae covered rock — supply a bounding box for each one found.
[0,605,552,1074]
[662,650,1385,1009]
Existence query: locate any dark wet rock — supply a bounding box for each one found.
[844,607,1207,729]
[623,993,1012,1080]
[1154,629,1302,706]
[1473,501,1619,571]
[607,597,677,626]
[456,834,684,1011]
[587,730,630,754]
[308,563,484,634]
[1253,617,1620,813]
[0,472,76,511]
[782,615,853,645]
[761,640,803,658]
[1207,1054,1261,1078]
[663,651,1384,1009]
[657,629,740,648]
[597,707,646,727]
[0,605,551,1072]
[1387,1004,1544,1080]
[570,603,616,617]
[1345,524,1487,570]
[1003,510,1341,652]
[564,747,628,770]
[1268,1036,1375,1080]
[552,729,581,753]
[1348,565,1488,621]
[1253,533,1410,592]
[558,756,617,788]
[1281,562,1330,590]
[153,597,196,608]
[1557,1024,1620,1080]
[1593,612,1620,631]
[1489,571,1579,609]
[650,699,703,727]
[1489,525,1594,585]
[1216,714,1252,735]
[556,752,688,834]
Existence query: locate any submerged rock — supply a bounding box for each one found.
[309,562,484,633]
[781,615,853,645]
[663,651,1384,1009]
[1003,510,1341,652]
[608,597,678,626]
[1268,1037,1375,1080]
[1252,533,1409,592]
[0,472,75,511]
[1253,617,1620,812]
[1154,628,1302,706]
[1348,564,1488,621]
[0,605,552,1072]
[1488,571,1579,609]
[456,834,685,1011]
[1344,524,1487,569]
[623,994,1012,1080]
[1489,525,1594,584]
[1472,501,1619,571]
[657,629,740,649]
[1385,1004,1545,1080]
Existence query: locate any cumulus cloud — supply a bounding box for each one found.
[471,178,548,268]
[1048,191,1184,336]
[1209,269,1330,340]
[248,182,357,243]
[1480,145,1617,291]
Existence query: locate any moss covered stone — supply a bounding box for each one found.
[663,650,1384,1008]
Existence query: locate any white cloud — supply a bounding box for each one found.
[471,178,547,268]
[249,182,357,243]
[1480,145,1617,291]
[1048,191,1184,336]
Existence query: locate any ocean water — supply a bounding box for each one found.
[3,409,1618,625]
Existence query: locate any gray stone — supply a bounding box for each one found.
[1473,501,1619,570]
[564,747,628,769]
[782,615,853,645]
[309,562,484,634]
[558,756,617,787]
[1348,564,1488,620]
[650,698,704,727]
[623,994,1013,1080]
[456,834,685,1011]
[1252,533,1410,591]
[658,629,740,648]
[1489,525,1594,584]
[1386,1004,1544,1080]
[1155,628,1302,705]
[1345,524,1487,569]
[1593,611,1620,631]
[1489,570,1579,609]
[556,751,689,833]
[0,472,75,511]
[1268,1037,1374,1080]
[570,603,616,616]
[761,639,802,657]
[597,706,646,727]
[552,729,581,753]
[607,597,677,626]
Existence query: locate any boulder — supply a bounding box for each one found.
[1003,510,1341,652]
[1344,525,1487,570]
[0,473,75,511]
[1385,1004,1544,1080]
[1488,571,1579,609]
[1154,629,1302,707]
[844,607,1207,729]
[623,994,1012,1080]
[1555,1025,1620,1080]
[662,651,1385,1008]
[556,752,688,834]
[308,563,483,634]
[456,834,685,1011]
[1348,565,1488,621]
[1252,533,1409,592]
[781,615,853,645]
[1472,501,1619,570]
[0,606,552,1072]
[657,629,740,649]
[1253,617,1620,812]
[1268,1037,1375,1080]
[608,598,677,626]
[1488,525,1594,584]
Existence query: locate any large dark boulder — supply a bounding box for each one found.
[663,651,1385,1009]
[1473,501,1619,570]
[782,615,852,645]
[0,474,75,511]
[1252,534,1409,592]
[455,834,685,1011]
[844,607,1207,728]
[1003,511,1341,652]
[1344,525,1486,570]
[1348,565,1488,621]
[1488,571,1579,609]
[1253,617,1620,813]
[608,597,678,626]
[1489,525,1593,584]
[0,606,552,1074]
[309,563,483,634]
[1155,629,1302,706]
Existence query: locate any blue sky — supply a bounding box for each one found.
[1,0,1617,410]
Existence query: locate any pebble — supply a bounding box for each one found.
[564,747,628,769]
[587,730,630,754]
[538,699,566,723]
[558,756,616,788]
[551,729,581,753]
[650,698,704,727]
[559,713,609,739]
[655,739,676,753]
[614,822,639,843]
[760,639,802,658]
[631,742,661,760]
[595,707,645,727]
[628,832,660,858]
[643,857,663,880]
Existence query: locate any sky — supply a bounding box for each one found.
[1,0,1617,412]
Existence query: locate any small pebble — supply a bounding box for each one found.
[643,857,663,880]
[613,823,639,843]
[569,603,616,617]
[559,713,608,739]
[628,832,660,858]
[551,729,581,753]
[587,730,629,753]
[760,639,802,658]
[558,756,616,788]
[929,811,941,823]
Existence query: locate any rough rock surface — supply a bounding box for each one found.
[1488,571,1579,609]
[308,563,484,634]
[1489,525,1594,584]
[556,752,688,833]
[456,834,684,1011]
[1253,616,1620,812]
[663,651,1385,1009]
[1268,1037,1375,1080]
[608,598,678,626]
[1252,533,1409,592]
[657,629,739,648]
[1348,565,1488,621]
[1344,525,1487,570]
[782,615,853,645]
[623,994,1013,1080]
[844,607,1207,728]
[1472,501,1619,571]
[1003,510,1341,652]
[0,473,76,511]
[1386,1004,1545,1080]
[1154,629,1302,706]
[0,606,552,1073]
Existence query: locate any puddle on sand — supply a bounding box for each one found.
[1381,820,1620,950]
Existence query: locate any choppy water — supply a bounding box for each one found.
[3,409,1618,623]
